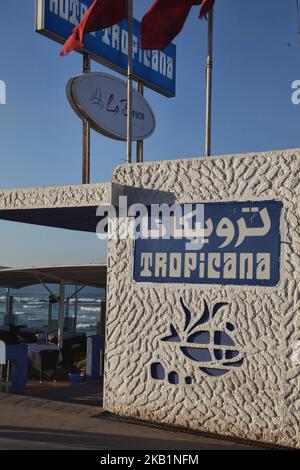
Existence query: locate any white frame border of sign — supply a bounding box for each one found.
[35,0,177,98]
[36,0,59,46]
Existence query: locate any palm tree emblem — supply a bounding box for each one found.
[161,298,244,377]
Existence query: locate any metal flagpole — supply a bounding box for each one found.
[82,53,91,183]
[136,81,144,162]
[126,0,133,164]
[205,8,214,157]
[297,0,300,36]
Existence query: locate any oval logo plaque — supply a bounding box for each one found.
[67,73,156,141]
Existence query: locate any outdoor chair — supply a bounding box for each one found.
[0,326,21,345]
[34,350,60,383]
[61,336,86,371]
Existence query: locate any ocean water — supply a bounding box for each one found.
[0,292,105,336]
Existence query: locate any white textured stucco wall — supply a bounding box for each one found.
[0,182,111,209]
[104,149,300,448]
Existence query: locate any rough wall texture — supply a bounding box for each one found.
[104,149,300,448]
[0,182,111,209]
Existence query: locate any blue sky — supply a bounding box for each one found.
[0,0,299,267]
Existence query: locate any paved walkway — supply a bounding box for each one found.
[0,384,265,450]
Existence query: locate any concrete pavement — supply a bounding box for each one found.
[0,387,265,450]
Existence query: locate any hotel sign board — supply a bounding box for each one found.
[35,0,176,97]
[133,201,282,287]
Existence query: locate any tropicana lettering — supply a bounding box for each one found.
[140,252,271,281]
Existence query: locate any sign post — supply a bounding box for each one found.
[136,82,144,163]
[126,0,133,165]
[82,53,91,184]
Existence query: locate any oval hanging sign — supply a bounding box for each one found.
[67,73,156,142]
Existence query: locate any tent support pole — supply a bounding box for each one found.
[58,281,65,349]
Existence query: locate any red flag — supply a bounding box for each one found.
[141,0,215,50]
[60,0,127,56]
[199,0,215,18]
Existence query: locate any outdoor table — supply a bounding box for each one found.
[27,343,60,362]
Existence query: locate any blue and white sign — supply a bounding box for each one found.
[35,0,176,97]
[133,201,282,287]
